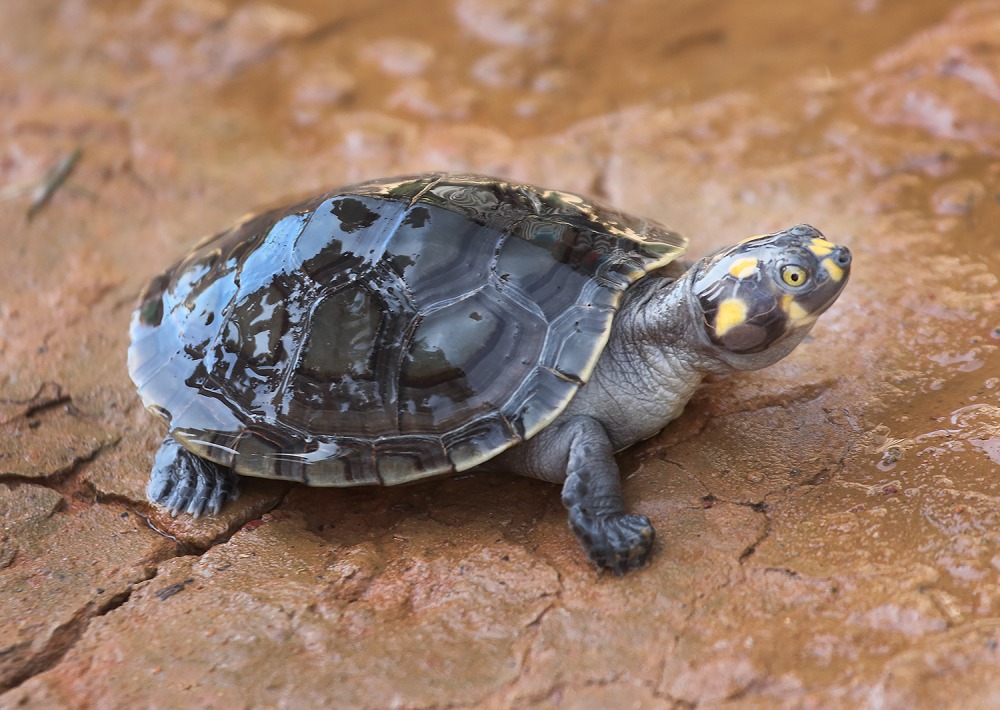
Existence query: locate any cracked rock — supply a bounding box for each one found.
[0,498,175,691]
[0,404,118,481]
[2,0,1000,707]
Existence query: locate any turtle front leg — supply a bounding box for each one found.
[147,434,241,517]
[559,417,655,573]
[498,416,655,573]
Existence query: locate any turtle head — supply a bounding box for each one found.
[689,224,851,370]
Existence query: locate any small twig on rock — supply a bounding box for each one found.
[24,147,84,221]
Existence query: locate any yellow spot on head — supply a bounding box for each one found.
[822,257,845,283]
[782,294,815,325]
[788,300,811,323]
[715,298,748,337]
[808,238,835,257]
[728,257,758,279]
[738,234,768,244]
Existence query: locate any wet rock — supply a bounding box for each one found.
[96,0,318,84]
[4,514,560,707]
[856,2,1000,148]
[386,78,476,119]
[141,480,289,552]
[81,419,289,551]
[362,37,436,77]
[0,497,175,691]
[0,483,63,528]
[454,0,556,47]
[544,683,675,708]
[2,0,1000,707]
[931,178,987,215]
[0,402,118,481]
[870,622,1000,707]
[651,396,849,503]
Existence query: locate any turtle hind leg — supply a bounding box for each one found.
[147,434,241,517]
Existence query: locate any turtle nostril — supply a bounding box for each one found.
[834,246,852,267]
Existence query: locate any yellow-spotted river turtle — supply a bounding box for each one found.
[129,173,851,573]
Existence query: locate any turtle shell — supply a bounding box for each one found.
[128,174,687,486]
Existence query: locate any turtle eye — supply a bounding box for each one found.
[780,264,808,288]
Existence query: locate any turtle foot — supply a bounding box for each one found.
[147,435,241,517]
[569,510,655,574]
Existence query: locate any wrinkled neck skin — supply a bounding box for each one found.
[563,266,814,451]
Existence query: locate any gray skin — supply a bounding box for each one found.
[487,229,851,571]
[148,226,851,574]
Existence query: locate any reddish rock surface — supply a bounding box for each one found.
[1,1,999,707]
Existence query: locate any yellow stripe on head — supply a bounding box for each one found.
[821,257,845,283]
[728,257,758,279]
[788,300,811,323]
[808,238,835,257]
[782,294,815,325]
[715,297,748,336]
[781,293,817,326]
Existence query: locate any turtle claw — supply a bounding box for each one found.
[147,435,241,518]
[569,510,656,574]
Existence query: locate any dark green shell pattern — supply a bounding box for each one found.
[128,174,687,486]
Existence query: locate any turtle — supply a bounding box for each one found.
[129,173,851,573]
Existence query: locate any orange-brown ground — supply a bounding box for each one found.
[2,1,999,707]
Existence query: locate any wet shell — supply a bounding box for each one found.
[128,173,687,486]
